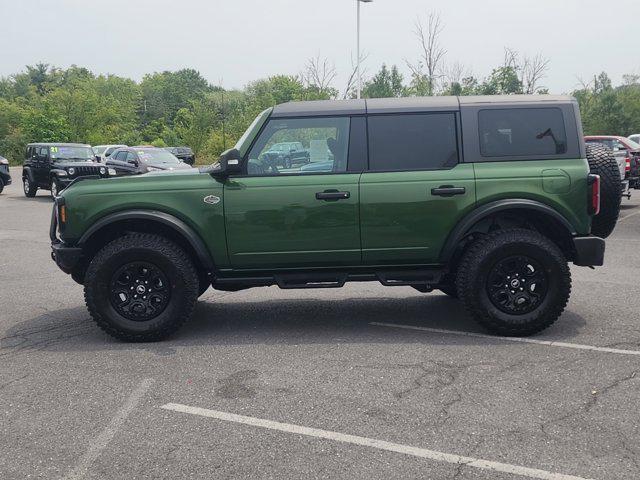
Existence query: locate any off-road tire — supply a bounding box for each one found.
[456,228,571,336]
[586,144,621,238]
[0,178,4,194]
[23,176,37,197]
[84,233,199,342]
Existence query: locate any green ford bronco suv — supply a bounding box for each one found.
[50,95,621,342]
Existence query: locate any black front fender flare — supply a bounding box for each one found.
[78,210,215,270]
[439,199,577,263]
[22,167,35,182]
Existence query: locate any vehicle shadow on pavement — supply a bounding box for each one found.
[0,293,586,354]
[4,195,53,203]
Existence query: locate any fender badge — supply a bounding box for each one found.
[203,195,220,205]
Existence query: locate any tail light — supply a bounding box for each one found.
[588,174,600,215]
[625,157,631,173]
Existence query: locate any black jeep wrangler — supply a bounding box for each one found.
[0,155,11,194]
[22,143,110,198]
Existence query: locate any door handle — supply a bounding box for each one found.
[316,189,350,201]
[431,186,466,197]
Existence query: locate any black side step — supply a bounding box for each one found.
[376,270,443,287]
[275,272,348,289]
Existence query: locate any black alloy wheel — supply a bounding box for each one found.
[109,261,171,321]
[486,255,548,315]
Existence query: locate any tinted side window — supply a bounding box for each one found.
[114,151,127,161]
[247,116,350,175]
[479,108,567,157]
[125,152,137,163]
[367,113,458,171]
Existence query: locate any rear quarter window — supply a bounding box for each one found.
[367,113,458,171]
[478,108,567,157]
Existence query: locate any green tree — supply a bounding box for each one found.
[140,69,212,126]
[362,64,406,98]
[478,66,523,95]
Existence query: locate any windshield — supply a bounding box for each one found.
[51,146,94,161]
[137,149,181,166]
[233,108,272,156]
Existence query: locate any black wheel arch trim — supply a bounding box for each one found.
[77,210,215,271]
[439,199,578,262]
[22,167,35,182]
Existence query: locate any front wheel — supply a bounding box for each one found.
[84,233,199,342]
[456,229,571,336]
[23,177,37,197]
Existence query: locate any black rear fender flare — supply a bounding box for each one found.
[439,199,577,263]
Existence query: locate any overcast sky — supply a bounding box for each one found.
[1,0,638,94]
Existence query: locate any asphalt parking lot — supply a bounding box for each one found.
[1,166,640,480]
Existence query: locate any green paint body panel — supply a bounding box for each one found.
[359,164,476,264]
[60,171,231,268]
[223,174,361,269]
[59,158,592,273]
[473,159,591,235]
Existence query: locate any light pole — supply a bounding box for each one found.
[356,0,372,99]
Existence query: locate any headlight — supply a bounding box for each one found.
[67,167,75,175]
[108,168,117,176]
[99,167,106,175]
[0,158,8,165]
[57,170,67,176]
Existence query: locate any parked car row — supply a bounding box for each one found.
[105,146,192,175]
[584,135,640,198]
[17,142,195,199]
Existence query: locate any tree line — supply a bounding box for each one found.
[1,13,639,165]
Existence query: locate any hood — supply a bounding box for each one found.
[146,162,192,171]
[53,160,99,167]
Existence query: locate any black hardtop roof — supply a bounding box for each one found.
[27,142,91,147]
[271,95,576,117]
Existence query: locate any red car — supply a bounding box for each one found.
[585,135,640,195]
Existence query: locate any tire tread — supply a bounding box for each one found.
[456,228,571,336]
[84,233,198,342]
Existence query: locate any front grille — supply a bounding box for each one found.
[72,165,101,177]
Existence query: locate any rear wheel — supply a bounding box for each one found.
[456,228,571,336]
[84,233,199,342]
[586,144,621,238]
[23,177,37,197]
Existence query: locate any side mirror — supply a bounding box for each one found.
[210,148,242,178]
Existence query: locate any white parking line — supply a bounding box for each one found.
[161,403,592,480]
[618,209,640,222]
[63,378,155,480]
[370,322,640,356]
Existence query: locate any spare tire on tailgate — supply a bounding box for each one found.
[586,144,621,238]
